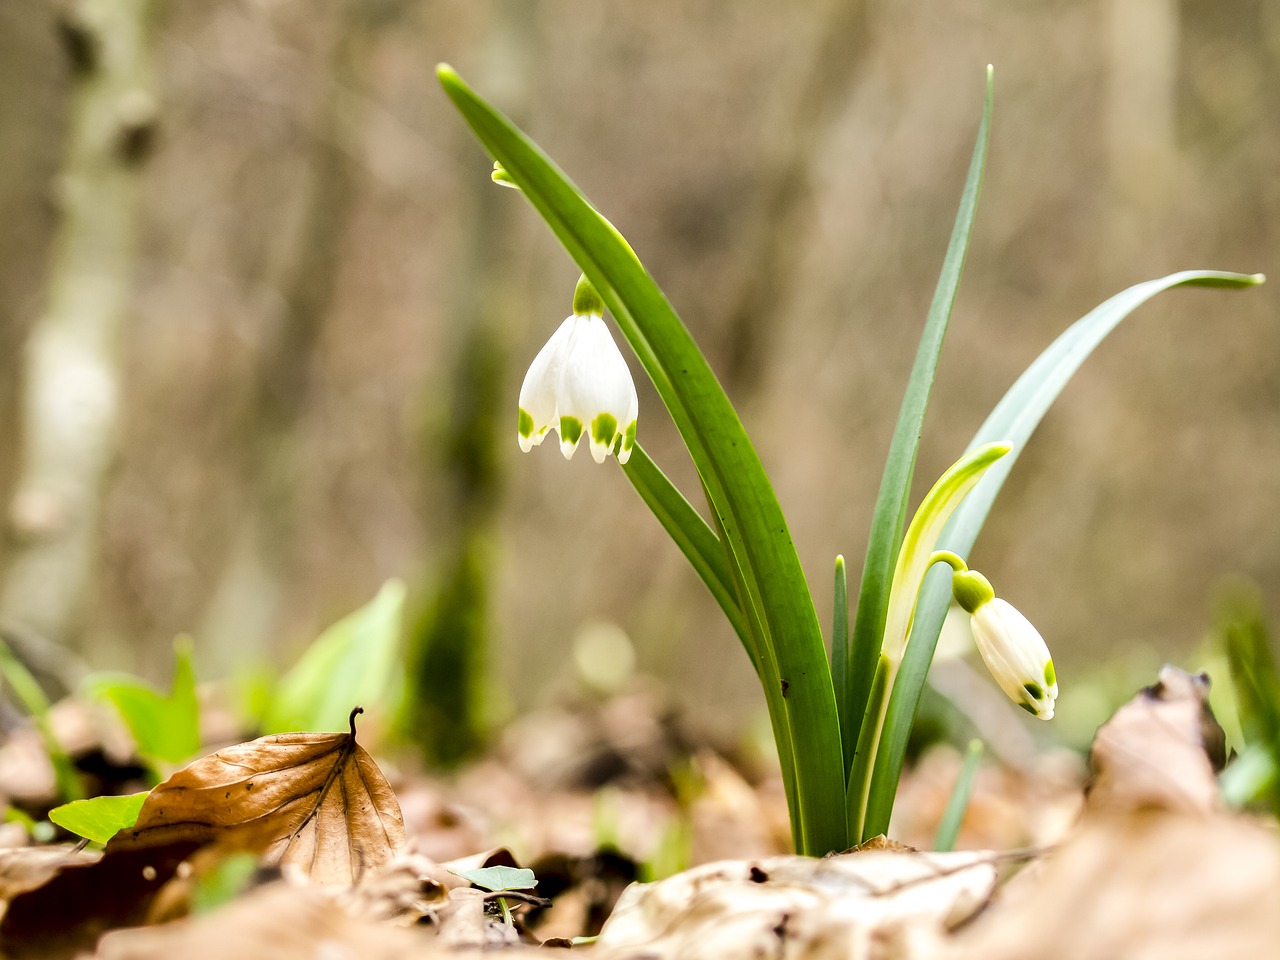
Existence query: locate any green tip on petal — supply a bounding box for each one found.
[1017,700,1038,716]
[1044,659,1056,687]
[1023,681,1044,700]
[573,275,605,316]
[559,415,583,446]
[517,408,535,440]
[591,413,619,446]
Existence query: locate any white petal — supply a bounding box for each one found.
[518,316,578,451]
[559,316,638,463]
[970,598,1057,719]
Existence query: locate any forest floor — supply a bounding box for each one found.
[0,667,1274,959]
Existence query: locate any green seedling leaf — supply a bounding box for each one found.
[440,65,846,854]
[49,792,149,845]
[863,269,1264,839]
[846,67,993,778]
[449,865,537,892]
[265,579,406,734]
[88,636,200,767]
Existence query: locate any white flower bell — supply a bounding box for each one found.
[950,565,1058,720]
[517,276,638,464]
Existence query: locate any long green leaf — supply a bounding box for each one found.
[620,444,746,646]
[831,556,850,755]
[862,269,1263,837]
[845,68,993,778]
[439,65,845,853]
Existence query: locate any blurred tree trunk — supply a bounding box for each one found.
[401,0,536,767]
[197,0,388,675]
[0,6,69,521]
[0,0,161,654]
[720,0,871,388]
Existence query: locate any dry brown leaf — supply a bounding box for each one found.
[113,707,406,885]
[94,881,496,960]
[1087,665,1225,815]
[593,849,998,960]
[0,844,99,905]
[0,838,203,960]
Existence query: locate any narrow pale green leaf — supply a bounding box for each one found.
[88,636,200,766]
[440,65,845,854]
[862,269,1263,838]
[846,67,993,778]
[49,791,149,844]
[265,579,406,734]
[934,739,983,851]
[831,556,851,760]
[621,443,745,646]
[0,638,83,801]
[846,652,890,840]
[450,865,537,892]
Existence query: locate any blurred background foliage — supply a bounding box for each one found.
[0,0,1276,751]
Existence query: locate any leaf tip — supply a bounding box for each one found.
[436,63,462,89]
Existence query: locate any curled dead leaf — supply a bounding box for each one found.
[114,707,405,885]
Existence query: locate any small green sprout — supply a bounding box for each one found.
[449,865,539,926]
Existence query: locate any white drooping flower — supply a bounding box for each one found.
[951,566,1058,720]
[517,276,638,464]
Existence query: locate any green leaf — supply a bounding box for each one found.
[88,636,200,766]
[0,638,83,801]
[845,67,993,779]
[49,791,149,844]
[830,556,850,755]
[439,65,846,854]
[265,579,406,734]
[934,739,983,852]
[862,269,1264,838]
[192,852,261,914]
[621,443,745,646]
[449,865,537,892]
[850,443,1008,841]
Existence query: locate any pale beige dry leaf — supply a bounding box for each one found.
[593,849,998,960]
[1087,665,1225,815]
[113,709,405,885]
[926,811,1280,960]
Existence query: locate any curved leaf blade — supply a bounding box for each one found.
[845,68,993,776]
